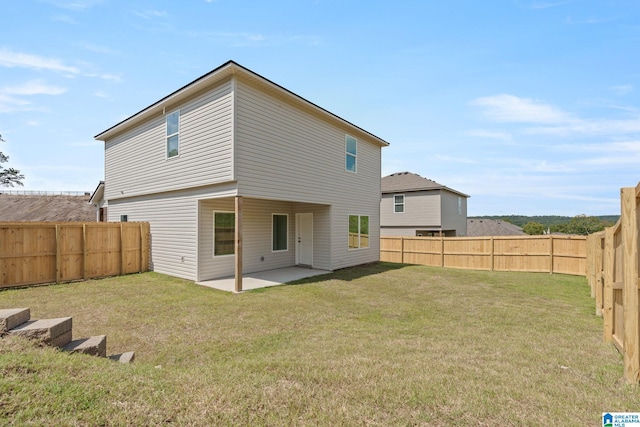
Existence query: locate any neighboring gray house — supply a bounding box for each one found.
[94,60,389,290]
[380,172,469,237]
[466,218,526,237]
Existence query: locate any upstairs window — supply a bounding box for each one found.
[348,215,369,249]
[166,110,180,158]
[345,135,357,172]
[394,194,405,213]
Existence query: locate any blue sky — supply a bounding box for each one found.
[1,0,638,216]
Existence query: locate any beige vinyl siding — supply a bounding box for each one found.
[234,80,374,203]
[380,191,441,227]
[380,227,421,237]
[234,79,381,270]
[441,191,468,235]
[104,81,234,201]
[107,184,237,281]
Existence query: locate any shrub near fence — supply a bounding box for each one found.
[586,182,640,384]
[0,222,150,289]
[381,235,586,276]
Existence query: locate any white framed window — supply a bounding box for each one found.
[166,110,180,158]
[458,197,463,215]
[272,213,288,252]
[394,194,405,213]
[345,135,357,173]
[214,211,235,256]
[348,215,369,249]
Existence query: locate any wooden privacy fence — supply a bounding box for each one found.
[381,235,586,276]
[586,182,640,384]
[0,222,150,289]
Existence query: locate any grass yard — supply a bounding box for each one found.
[0,262,637,426]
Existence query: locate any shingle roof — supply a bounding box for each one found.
[466,218,526,237]
[0,194,96,222]
[381,172,469,197]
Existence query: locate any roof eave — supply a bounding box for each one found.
[382,187,469,198]
[94,60,390,148]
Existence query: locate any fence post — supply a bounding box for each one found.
[55,224,61,284]
[440,236,444,267]
[139,223,144,273]
[82,224,88,280]
[586,234,595,297]
[490,237,495,271]
[549,235,554,274]
[621,187,640,383]
[401,237,405,264]
[120,223,124,276]
[603,226,615,342]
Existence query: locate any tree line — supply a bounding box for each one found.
[471,215,618,236]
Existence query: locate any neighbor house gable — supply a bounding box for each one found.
[380,172,469,237]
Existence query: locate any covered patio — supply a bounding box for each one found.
[198,195,332,292]
[196,266,331,292]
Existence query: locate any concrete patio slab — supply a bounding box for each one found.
[197,267,331,292]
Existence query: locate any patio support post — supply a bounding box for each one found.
[235,196,243,292]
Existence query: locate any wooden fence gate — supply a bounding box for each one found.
[586,183,640,384]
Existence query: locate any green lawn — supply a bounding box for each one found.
[0,263,636,426]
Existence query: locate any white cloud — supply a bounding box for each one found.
[433,154,478,164]
[84,72,122,82]
[610,85,633,95]
[51,15,77,24]
[43,0,103,10]
[0,49,79,74]
[471,93,640,137]
[216,32,268,45]
[471,94,574,124]
[0,94,31,113]
[526,1,571,10]
[2,80,67,96]
[77,42,119,55]
[0,79,66,112]
[132,9,168,20]
[523,117,640,136]
[0,49,121,83]
[554,141,640,153]
[465,129,512,140]
[565,16,613,25]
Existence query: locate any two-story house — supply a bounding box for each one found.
[94,61,388,291]
[380,172,469,237]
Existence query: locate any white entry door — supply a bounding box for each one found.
[295,213,313,266]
